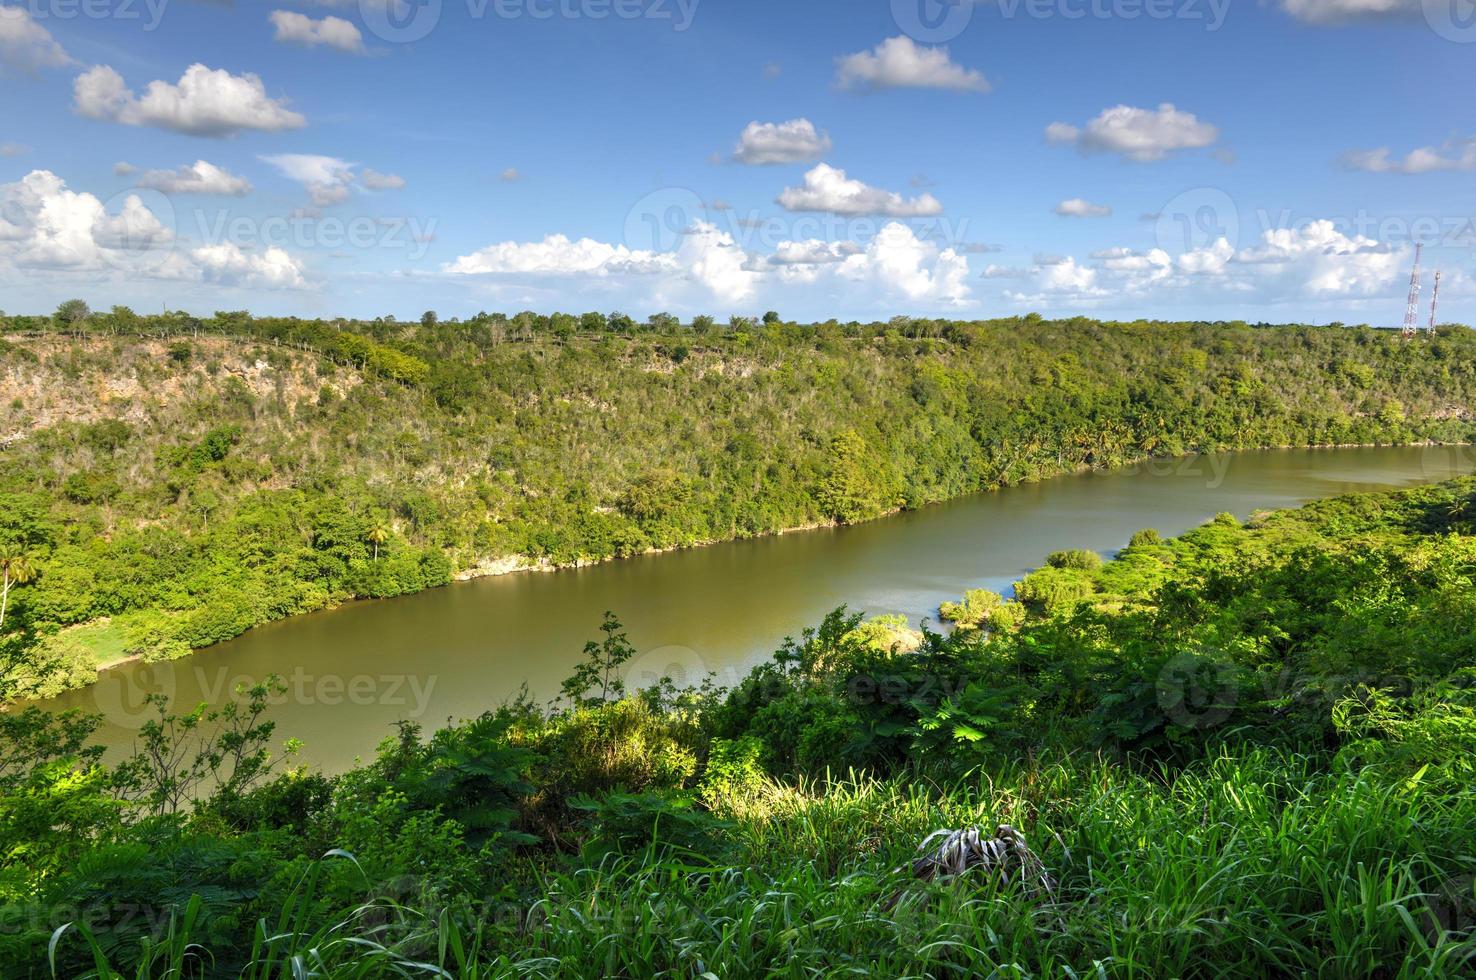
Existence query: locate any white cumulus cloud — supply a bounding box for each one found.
[835,36,989,94]
[74,64,306,137]
[192,242,309,289]
[136,160,253,196]
[769,239,863,266]
[1340,137,1476,174]
[0,169,308,290]
[836,223,971,304]
[777,163,943,217]
[0,5,72,73]
[444,222,758,303]
[269,10,367,53]
[1046,103,1219,162]
[1279,0,1419,22]
[1055,198,1112,218]
[998,218,1404,311]
[443,217,976,312]
[261,153,356,205]
[732,119,832,165]
[446,234,653,276]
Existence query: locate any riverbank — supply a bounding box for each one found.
[31,445,1476,773]
[6,318,1474,707]
[450,439,1471,585]
[17,441,1474,707]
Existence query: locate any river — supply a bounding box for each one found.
[42,445,1475,771]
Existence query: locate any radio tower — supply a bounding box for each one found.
[1402,243,1423,339]
[1428,269,1441,335]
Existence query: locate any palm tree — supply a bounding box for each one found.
[366,523,390,562]
[0,554,36,630]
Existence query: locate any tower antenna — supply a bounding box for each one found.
[1402,243,1423,339]
[1428,269,1441,335]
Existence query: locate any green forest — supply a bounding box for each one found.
[2,307,1474,699]
[2,476,1474,976]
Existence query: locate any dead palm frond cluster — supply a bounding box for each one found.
[910,825,1056,899]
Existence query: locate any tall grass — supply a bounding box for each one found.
[53,747,1475,978]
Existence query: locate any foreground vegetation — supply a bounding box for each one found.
[2,308,1474,698]
[2,478,1473,977]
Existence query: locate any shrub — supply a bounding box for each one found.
[1129,528,1163,548]
[700,736,767,809]
[513,696,701,831]
[570,790,729,860]
[1045,548,1103,571]
[1013,566,1097,615]
[939,588,1003,627]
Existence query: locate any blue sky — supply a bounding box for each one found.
[1,0,1473,323]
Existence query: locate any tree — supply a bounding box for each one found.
[561,612,635,706]
[421,310,439,328]
[817,430,896,525]
[0,554,36,631]
[367,522,390,561]
[762,311,781,325]
[54,299,90,327]
[0,494,51,632]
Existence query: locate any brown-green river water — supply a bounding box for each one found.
[41,446,1476,771]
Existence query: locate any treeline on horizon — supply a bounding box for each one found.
[1,302,1474,699]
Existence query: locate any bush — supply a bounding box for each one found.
[570,790,729,860]
[1045,548,1103,571]
[939,588,1003,627]
[1013,566,1097,615]
[1129,528,1163,548]
[513,696,701,830]
[700,736,767,809]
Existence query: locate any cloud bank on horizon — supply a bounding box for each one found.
[0,0,1471,324]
